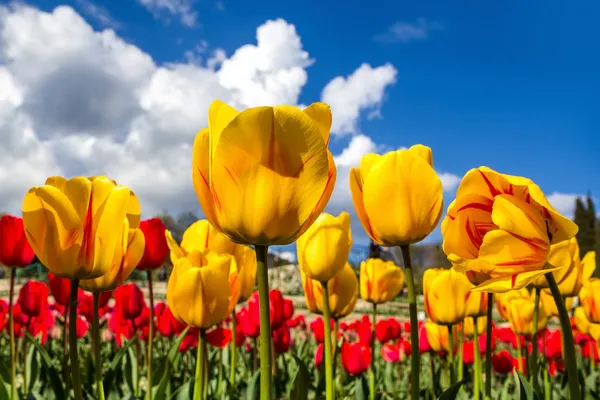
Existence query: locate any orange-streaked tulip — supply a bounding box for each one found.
[580,278,600,324]
[496,289,530,321]
[574,306,600,341]
[462,316,487,338]
[507,297,547,336]
[302,263,358,319]
[192,101,336,246]
[80,218,145,292]
[350,145,443,247]
[296,212,352,283]
[167,249,236,329]
[424,322,458,353]
[441,167,578,293]
[540,290,573,317]
[22,176,139,280]
[423,268,471,325]
[464,287,489,318]
[360,258,404,304]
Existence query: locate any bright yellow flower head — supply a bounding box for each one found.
[423,267,471,325]
[167,249,236,329]
[441,167,578,293]
[80,217,145,292]
[507,297,547,336]
[301,262,358,319]
[462,316,487,338]
[464,288,489,318]
[235,245,258,302]
[424,322,458,353]
[350,145,443,247]
[574,306,600,341]
[496,289,529,321]
[22,176,139,280]
[540,290,573,317]
[580,278,600,324]
[192,100,336,246]
[359,258,404,304]
[296,212,352,283]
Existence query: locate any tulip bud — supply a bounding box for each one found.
[0,215,34,267]
[360,258,404,305]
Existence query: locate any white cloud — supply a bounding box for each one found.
[322,63,397,135]
[438,172,461,192]
[547,192,584,219]
[75,0,119,29]
[137,0,198,27]
[375,18,443,43]
[272,251,296,263]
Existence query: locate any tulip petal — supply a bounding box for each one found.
[165,230,186,265]
[180,219,237,255]
[208,100,240,161]
[478,229,549,274]
[491,194,548,241]
[303,102,332,146]
[408,144,433,167]
[45,176,67,190]
[192,128,220,229]
[582,251,597,282]
[127,191,141,229]
[472,266,561,293]
[349,167,377,242]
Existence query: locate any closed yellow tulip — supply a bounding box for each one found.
[540,290,573,317]
[235,245,258,302]
[496,288,530,321]
[22,176,138,280]
[507,297,547,336]
[424,322,458,353]
[80,218,145,292]
[192,100,336,246]
[580,278,600,324]
[423,268,471,325]
[441,167,578,293]
[296,212,352,283]
[462,316,487,338]
[464,286,488,318]
[301,263,358,319]
[359,258,404,304]
[574,307,600,341]
[167,249,236,329]
[350,145,443,246]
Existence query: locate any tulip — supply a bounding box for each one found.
[75,316,89,338]
[496,289,530,321]
[238,307,259,338]
[580,279,600,324]
[206,327,232,348]
[302,262,359,319]
[360,258,404,304]
[156,303,187,338]
[574,307,600,342]
[381,342,400,363]
[18,280,49,319]
[491,350,514,374]
[248,289,286,331]
[273,325,292,354]
[540,290,574,317]
[375,319,401,343]
[423,322,458,353]
[462,316,487,339]
[507,297,548,337]
[310,317,328,343]
[114,284,146,321]
[341,341,371,376]
[78,291,112,323]
[465,290,488,318]
[136,218,169,271]
[296,212,352,283]
[423,268,471,326]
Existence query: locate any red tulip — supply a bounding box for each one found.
[0,215,34,267]
[109,312,135,347]
[418,324,432,353]
[376,319,401,343]
[341,341,371,375]
[582,341,599,362]
[283,299,294,320]
[179,328,199,352]
[235,317,246,347]
[238,307,259,338]
[539,329,562,360]
[17,280,49,318]
[491,350,514,374]
[286,314,306,329]
[75,316,89,338]
[78,291,112,322]
[156,303,186,337]
[206,327,232,348]
[398,338,411,361]
[249,290,285,331]
[273,325,291,354]
[574,333,591,346]
[0,299,7,332]
[463,341,475,365]
[137,218,169,270]
[315,343,324,369]
[28,307,55,344]
[512,356,527,374]
[114,284,145,320]
[310,317,328,343]
[48,272,72,307]
[355,316,372,346]
[478,331,496,354]
[548,359,564,377]
[381,342,400,363]
[496,326,515,344]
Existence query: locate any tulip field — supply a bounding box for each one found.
[0,101,599,400]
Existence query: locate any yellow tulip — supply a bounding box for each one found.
[350,145,443,246]
[464,288,488,318]
[580,278,600,324]
[167,249,236,328]
[507,297,547,336]
[423,268,471,325]
[301,263,358,319]
[80,218,145,292]
[574,307,600,341]
[192,100,336,246]
[235,245,258,302]
[540,290,573,317]
[22,176,138,280]
[462,316,487,338]
[441,167,579,293]
[359,258,404,304]
[296,212,352,283]
[496,289,530,321]
[424,322,458,353]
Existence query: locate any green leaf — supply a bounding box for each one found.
[355,374,369,400]
[124,346,138,395]
[437,378,466,400]
[0,367,10,400]
[173,380,193,400]
[0,356,10,384]
[103,334,140,396]
[26,343,40,392]
[246,370,261,400]
[24,332,65,399]
[289,354,309,400]
[513,370,539,400]
[153,327,191,400]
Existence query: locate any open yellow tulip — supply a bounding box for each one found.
[441,167,579,293]
[424,322,458,353]
[296,212,352,283]
[22,176,138,280]
[301,262,358,319]
[495,289,529,321]
[574,306,600,341]
[350,145,443,246]
[359,258,404,304]
[192,100,336,246]
[580,278,600,324]
[507,297,548,336]
[423,267,471,325]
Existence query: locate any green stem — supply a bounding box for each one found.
[369,303,377,400]
[93,293,106,400]
[530,287,542,394]
[543,368,550,400]
[255,244,272,400]
[147,271,154,400]
[545,273,581,400]
[22,335,28,395]
[230,309,237,390]
[516,335,523,373]
[8,268,16,400]
[458,328,464,381]
[447,325,456,385]
[135,336,141,396]
[485,293,493,398]
[193,329,206,400]
[473,319,481,400]
[321,281,335,400]
[217,348,223,395]
[400,245,419,400]
[62,302,70,388]
[69,279,84,400]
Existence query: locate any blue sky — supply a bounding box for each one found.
[1,0,599,258]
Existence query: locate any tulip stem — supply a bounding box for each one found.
[321,281,335,400]
[530,287,542,396]
[516,335,524,373]
[255,244,272,400]
[193,329,206,400]
[230,309,237,390]
[62,302,70,387]
[485,293,493,398]
[146,271,154,400]
[369,303,376,400]
[400,245,419,400]
[543,367,550,400]
[473,319,481,400]
[447,325,456,386]
[93,293,106,400]
[458,328,464,382]
[8,267,16,400]
[545,273,581,400]
[22,334,28,395]
[69,279,84,400]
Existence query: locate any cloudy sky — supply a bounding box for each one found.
[0,0,598,252]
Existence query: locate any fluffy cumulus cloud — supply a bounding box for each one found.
[137,0,198,27]
[547,192,585,219]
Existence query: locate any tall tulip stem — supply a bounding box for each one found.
[62,303,70,386]
[193,329,206,400]
[545,273,580,400]
[69,279,84,400]
[8,267,16,400]
[400,245,419,400]
[447,325,456,385]
[530,287,542,395]
[230,309,237,390]
[255,244,272,400]
[516,336,524,373]
[146,271,155,400]
[485,293,493,397]
[473,320,481,400]
[369,303,377,400]
[321,282,335,400]
[93,293,106,400]
[458,329,464,381]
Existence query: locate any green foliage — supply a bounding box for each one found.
[573,195,599,277]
